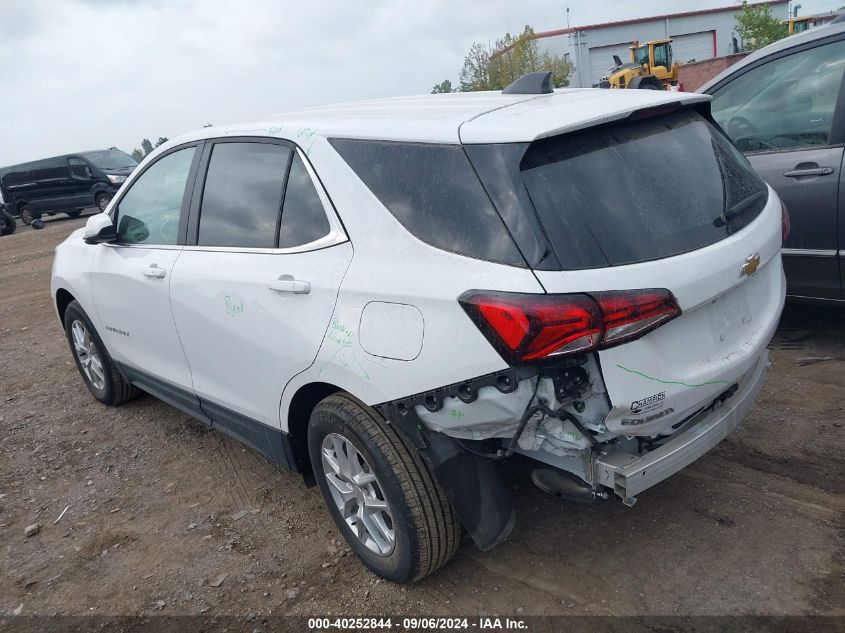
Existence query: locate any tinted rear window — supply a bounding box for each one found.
[197,142,291,248]
[278,154,331,248]
[329,139,524,266]
[508,110,768,269]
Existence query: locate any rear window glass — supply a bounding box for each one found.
[278,154,331,248]
[198,142,291,248]
[329,139,524,266]
[518,110,768,269]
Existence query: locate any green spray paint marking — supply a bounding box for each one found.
[616,364,729,389]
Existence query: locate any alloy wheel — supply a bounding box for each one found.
[71,320,106,391]
[321,432,395,556]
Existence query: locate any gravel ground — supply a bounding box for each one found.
[0,215,843,619]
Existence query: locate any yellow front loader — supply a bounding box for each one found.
[599,39,681,90]
[786,16,819,34]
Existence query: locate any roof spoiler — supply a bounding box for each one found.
[502,71,553,95]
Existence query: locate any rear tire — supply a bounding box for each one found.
[63,300,139,406]
[19,204,33,225]
[0,209,15,235]
[308,394,460,583]
[95,193,112,212]
[66,209,82,219]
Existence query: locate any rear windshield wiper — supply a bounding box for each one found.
[724,190,767,222]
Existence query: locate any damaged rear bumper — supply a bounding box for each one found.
[376,348,769,551]
[594,349,770,500]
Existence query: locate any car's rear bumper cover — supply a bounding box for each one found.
[594,348,769,500]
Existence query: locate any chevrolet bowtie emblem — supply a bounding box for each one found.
[740,253,761,277]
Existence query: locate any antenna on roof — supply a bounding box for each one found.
[502,71,553,95]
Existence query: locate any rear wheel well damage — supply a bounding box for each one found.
[55,288,76,323]
[287,381,341,481]
[374,360,603,551]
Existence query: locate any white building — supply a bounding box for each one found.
[533,0,790,87]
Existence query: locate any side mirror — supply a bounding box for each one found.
[83,213,117,244]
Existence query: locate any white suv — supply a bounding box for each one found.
[52,73,786,583]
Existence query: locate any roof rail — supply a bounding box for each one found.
[502,71,553,95]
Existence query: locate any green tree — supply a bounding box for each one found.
[154,136,169,148]
[736,1,788,49]
[130,148,144,162]
[459,42,492,91]
[431,79,456,94]
[141,138,154,156]
[457,25,574,92]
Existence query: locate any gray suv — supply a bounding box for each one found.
[701,20,845,303]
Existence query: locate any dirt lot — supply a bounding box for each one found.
[1,215,843,619]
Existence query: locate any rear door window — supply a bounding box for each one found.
[197,142,292,248]
[34,158,67,182]
[329,139,524,266]
[516,109,768,269]
[278,154,331,248]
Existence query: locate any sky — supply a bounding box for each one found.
[1,0,842,166]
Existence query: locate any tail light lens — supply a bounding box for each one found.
[781,202,791,243]
[460,289,681,365]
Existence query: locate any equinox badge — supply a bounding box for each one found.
[740,253,761,278]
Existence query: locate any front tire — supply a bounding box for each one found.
[95,193,112,212]
[19,204,34,225]
[308,394,460,583]
[63,300,139,405]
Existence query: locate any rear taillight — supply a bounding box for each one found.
[781,202,791,243]
[460,289,681,365]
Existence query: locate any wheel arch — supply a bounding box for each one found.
[55,287,77,324]
[286,381,342,478]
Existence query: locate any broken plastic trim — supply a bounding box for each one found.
[374,360,596,551]
[375,362,579,550]
[376,363,584,446]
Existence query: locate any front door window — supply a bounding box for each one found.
[68,158,92,179]
[115,147,195,245]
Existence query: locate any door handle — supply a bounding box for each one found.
[783,167,834,178]
[143,265,167,279]
[268,275,310,294]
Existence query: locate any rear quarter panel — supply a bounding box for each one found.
[278,138,545,430]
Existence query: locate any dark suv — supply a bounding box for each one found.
[0,149,137,225]
[701,21,845,303]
